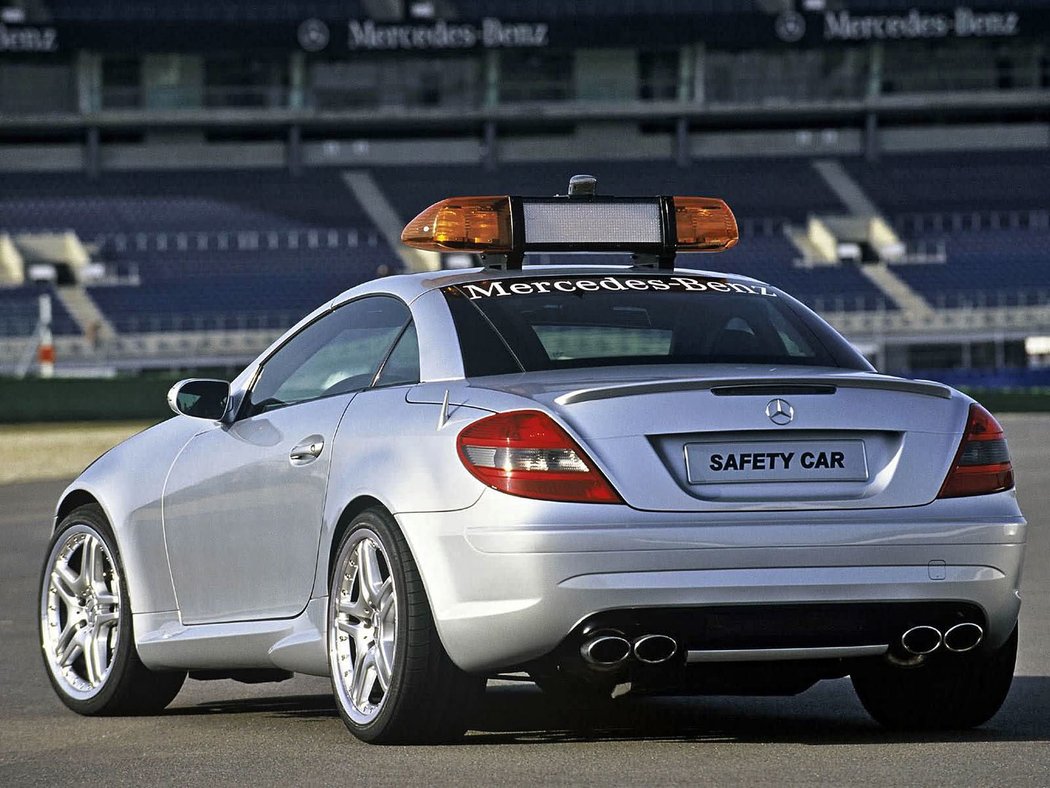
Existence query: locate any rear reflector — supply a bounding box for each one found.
[938,403,1014,499]
[457,410,622,504]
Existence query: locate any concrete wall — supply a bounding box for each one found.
[691,128,863,159]
[0,145,83,171]
[881,123,1049,153]
[302,137,481,166]
[0,121,1046,174]
[101,142,285,170]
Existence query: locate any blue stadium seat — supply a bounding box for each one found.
[375,158,845,227]
[0,169,401,332]
[0,283,80,337]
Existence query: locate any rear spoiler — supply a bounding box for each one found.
[555,376,952,406]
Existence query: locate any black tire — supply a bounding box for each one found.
[327,508,485,744]
[851,624,1017,730]
[39,504,186,715]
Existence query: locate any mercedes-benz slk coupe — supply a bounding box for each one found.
[40,179,1026,743]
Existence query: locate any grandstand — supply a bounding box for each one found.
[0,0,1048,383]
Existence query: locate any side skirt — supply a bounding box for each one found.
[134,597,329,677]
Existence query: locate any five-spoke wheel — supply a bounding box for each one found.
[327,508,484,743]
[39,504,186,715]
[330,529,398,725]
[42,525,122,699]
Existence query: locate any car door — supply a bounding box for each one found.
[162,295,413,625]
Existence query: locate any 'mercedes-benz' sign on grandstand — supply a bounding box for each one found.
[347,19,548,50]
[0,6,1039,57]
[822,8,1019,41]
[775,7,1022,44]
[0,24,57,52]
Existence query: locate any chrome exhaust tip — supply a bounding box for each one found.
[580,635,632,667]
[943,622,984,653]
[632,634,678,664]
[901,625,942,656]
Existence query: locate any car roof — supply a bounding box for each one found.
[332,264,771,307]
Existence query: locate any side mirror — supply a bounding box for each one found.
[167,379,231,421]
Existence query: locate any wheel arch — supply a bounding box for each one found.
[55,488,105,531]
[327,495,388,585]
[322,495,455,668]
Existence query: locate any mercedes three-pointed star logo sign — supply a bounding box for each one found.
[765,398,795,426]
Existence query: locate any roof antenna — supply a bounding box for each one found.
[567,174,597,197]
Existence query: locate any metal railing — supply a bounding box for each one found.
[3,296,1049,373]
[808,294,894,314]
[101,85,292,111]
[929,289,1050,310]
[113,310,301,334]
[91,227,383,255]
[894,210,1050,236]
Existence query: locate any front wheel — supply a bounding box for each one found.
[327,508,484,744]
[851,624,1017,730]
[39,504,186,715]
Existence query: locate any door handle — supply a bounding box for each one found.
[290,436,325,464]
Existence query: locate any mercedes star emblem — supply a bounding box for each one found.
[765,398,795,426]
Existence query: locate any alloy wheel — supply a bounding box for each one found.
[41,525,122,700]
[330,528,398,725]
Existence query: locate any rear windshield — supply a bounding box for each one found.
[443,274,867,375]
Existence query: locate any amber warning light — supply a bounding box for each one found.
[401,196,513,253]
[400,179,737,270]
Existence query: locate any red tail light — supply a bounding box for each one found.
[938,404,1014,499]
[457,410,622,504]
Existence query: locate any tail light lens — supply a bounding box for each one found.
[457,410,622,504]
[938,404,1014,499]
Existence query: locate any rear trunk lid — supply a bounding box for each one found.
[465,365,968,511]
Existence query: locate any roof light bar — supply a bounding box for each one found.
[400,176,738,270]
[400,195,513,253]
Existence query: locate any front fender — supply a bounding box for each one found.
[54,417,201,616]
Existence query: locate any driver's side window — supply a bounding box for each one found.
[243,296,411,417]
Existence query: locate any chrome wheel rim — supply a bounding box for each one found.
[40,525,121,700]
[329,528,397,725]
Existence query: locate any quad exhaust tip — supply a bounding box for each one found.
[943,622,984,653]
[901,625,942,656]
[633,634,678,664]
[580,635,632,666]
[580,633,679,667]
[899,623,984,657]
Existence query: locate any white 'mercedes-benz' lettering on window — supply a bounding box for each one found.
[442,274,865,375]
[456,276,777,300]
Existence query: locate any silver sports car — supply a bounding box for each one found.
[40,181,1026,744]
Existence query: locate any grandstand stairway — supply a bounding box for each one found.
[855,264,933,316]
[55,285,116,342]
[342,170,438,273]
[805,157,931,315]
[811,159,879,216]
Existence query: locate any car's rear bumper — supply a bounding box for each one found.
[396,489,1027,673]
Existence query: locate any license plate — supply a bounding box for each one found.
[684,440,869,484]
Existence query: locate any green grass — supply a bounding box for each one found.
[962,388,1050,413]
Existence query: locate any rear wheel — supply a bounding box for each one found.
[39,504,186,715]
[851,624,1017,730]
[327,508,484,744]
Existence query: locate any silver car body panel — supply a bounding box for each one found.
[162,394,354,623]
[398,488,1024,672]
[51,265,1029,678]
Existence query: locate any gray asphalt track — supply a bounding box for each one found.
[2,414,1049,786]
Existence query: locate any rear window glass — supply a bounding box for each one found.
[443,274,864,375]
